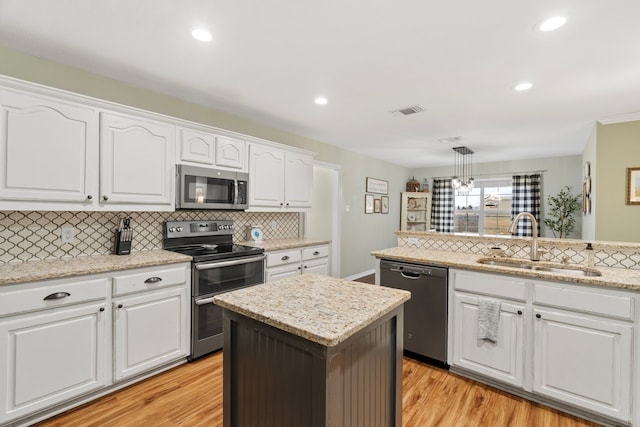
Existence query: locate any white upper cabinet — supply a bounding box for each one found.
[248,142,313,211]
[99,112,174,209]
[178,126,246,172]
[215,135,245,170]
[178,127,215,166]
[0,89,99,208]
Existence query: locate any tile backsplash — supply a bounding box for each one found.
[0,210,302,264]
[397,232,640,270]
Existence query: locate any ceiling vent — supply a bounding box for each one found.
[391,104,425,117]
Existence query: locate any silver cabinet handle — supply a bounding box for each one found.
[144,277,162,284]
[400,272,421,280]
[195,297,215,306]
[281,255,290,261]
[195,255,266,271]
[43,292,70,301]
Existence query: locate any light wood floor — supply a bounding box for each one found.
[36,351,600,427]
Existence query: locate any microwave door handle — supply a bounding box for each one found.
[194,254,266,271]
[234,179,239,207]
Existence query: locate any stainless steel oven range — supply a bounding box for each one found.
[163,220,265,360]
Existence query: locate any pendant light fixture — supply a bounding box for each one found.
[452,146,474,195]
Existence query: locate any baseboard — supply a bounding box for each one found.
[343,269,375,281]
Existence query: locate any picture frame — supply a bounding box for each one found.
[381,196,389,214]
[366,177,388,195]
[626,167,640,205]
[365,194,374,214]
[374,198,381,213]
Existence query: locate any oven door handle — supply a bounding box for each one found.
[195,297,215,306]
[194,254,266,271]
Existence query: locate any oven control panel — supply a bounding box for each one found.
[164,220,234,238]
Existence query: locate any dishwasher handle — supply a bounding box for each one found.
[381,260,447,278]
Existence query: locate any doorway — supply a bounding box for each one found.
[305,162,341,277]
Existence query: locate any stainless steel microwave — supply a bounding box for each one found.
[176,165,248,210]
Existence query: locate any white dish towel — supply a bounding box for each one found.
[477,297,501,343]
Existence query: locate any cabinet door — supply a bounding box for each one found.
[533,308,631,422]
[451,293,524,388]
[0,303,106,424]
[178,127,214,165]
[0,89,98,206]
[248,143,285,208]
[113,286,188,381]
[265,264,301,283]
[100,112,174,208]
[284,151,313,209]
[303,258,329,276]
[215,136,245,171]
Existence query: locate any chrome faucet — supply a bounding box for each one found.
[508,212,540,261]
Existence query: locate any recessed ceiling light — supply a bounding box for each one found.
[538,16,566,32]
[314,97,328,105]
[191,28,212,42]
[514,82,533,92]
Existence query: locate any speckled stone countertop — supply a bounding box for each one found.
[213,273,410,347]
[238,238,331,251]
[0,250,192,286]
[372,247,640,291]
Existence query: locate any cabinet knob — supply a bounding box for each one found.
[280,202,284,206]
[286,202,290,206]
[87,195,93,200]
[102,195,109,201]
[303,265,308,269]
[313,251,320,256]
[99,307,105,312]
[536,313,542,319]
[517,310,523,315]
[281,255,290,261]
[117,304,123,309]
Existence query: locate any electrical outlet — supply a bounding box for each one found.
[271,221,278,230]
[407,237,418,245]
[61,227,76,244]
[345,204,351,212]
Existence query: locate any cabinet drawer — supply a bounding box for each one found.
[534,284,634,321]
[266,249,301,267]
[113,266,187,297]
[302,245,329,260]
[451,269,526,301]
[0,278,108,317]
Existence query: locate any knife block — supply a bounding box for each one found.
[114,230,132,255]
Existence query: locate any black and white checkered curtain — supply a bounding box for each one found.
[431,179,454,232]
[511,174,541,237]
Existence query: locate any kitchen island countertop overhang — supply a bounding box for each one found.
[213,273,410,346]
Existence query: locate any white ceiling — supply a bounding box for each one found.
[1,0,639,168]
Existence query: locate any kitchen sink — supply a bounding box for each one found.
[476,258,602,277]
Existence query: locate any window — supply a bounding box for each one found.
[454,179,512,235]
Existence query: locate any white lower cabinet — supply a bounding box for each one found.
[449,268,634,424]
[0,262,190,425]
[265,244,330,282]
[113,286,188,381]
[452,293,524,388]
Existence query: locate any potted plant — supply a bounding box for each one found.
[543,186,582,238]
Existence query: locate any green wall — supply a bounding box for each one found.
[411,155,584,238]
[0,46,410,277]
[595,121,640,243]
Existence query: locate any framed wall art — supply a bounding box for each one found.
[365,194,374,213]
[381,196,389,214]
[366,177,388,195]
[374,198,381,213]
[626,167,640,205]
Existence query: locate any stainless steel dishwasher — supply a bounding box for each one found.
[380,259,448,365]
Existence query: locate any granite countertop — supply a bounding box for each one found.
[0,250,192,286]
[372,247,640,291]
[213,273,411,347]
[238,238,331,251]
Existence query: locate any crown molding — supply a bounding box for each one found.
[597,111,640,125]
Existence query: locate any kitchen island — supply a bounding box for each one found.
[213,274,410,427]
